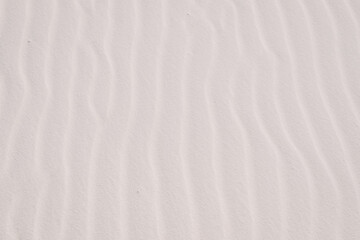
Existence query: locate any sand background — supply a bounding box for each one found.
[1,0,360,239]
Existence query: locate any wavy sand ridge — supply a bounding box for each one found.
[0,0,359,239]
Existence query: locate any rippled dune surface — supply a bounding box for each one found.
[1,0,360,239]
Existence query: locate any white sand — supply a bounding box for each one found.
[0,0,360,239]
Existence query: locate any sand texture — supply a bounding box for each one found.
[1,0,360,239]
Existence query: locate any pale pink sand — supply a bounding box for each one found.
[0,0,360,239]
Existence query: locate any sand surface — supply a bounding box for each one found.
[1,0,360,239]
